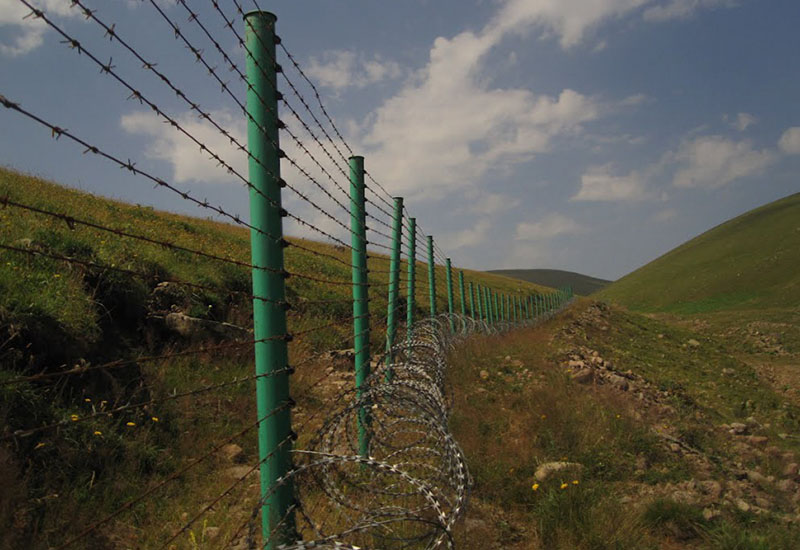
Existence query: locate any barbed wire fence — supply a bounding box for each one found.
[0,2,574,549]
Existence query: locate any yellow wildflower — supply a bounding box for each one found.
[541,414,547,419]
[70,414,79,422]
[560,482,568,490]
[126,421,136,427]
[93,431,102,436]
[531,483,540,491]
[84,398,91,403]
[35,442,47,450]
[572,480,579,485]
[151,416,159,422]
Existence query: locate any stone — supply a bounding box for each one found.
[783,463,799,477]
[164,312,249,341]
[567,360,585,369]
[571,368,595,384]
[700,480,723,499]
[479,370,490,380]
[534,461,584,482]
[687,339,701,348]
[735,499,751,512]
[508,359,524,368]
[607,374,629,391]
[221,443,245,464]
[702,508,720,521]
[746,470,768,484]
[777,479,795,493]
[754,497,771,510]
[722,368,735,376]
[729,422,748,435]
[745,436,769,447]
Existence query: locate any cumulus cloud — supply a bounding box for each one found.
[486,0,650,49]
[515,213,583,241]
[724,112,758,132]
[0,0,77,56]
[305,50,403,91]
[643,0,737,22]
[438,219,492,250]
[778,127,800,155]
[120,110,247,185]
[672,135,774,188]
[358,16,604,202]
[572,163,649,201]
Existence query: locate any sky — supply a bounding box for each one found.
[1,0,799,280]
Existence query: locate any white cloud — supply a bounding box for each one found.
[572,163,649,201]
[120,110,247,185]
[305,50,403,91]
[724,112,758,132]
[672,135,774,188]
[778,127,800,155]
[0,0,80,56]
[643,0,737,22]
[515,213,583,241]
[359,22,601,201]
[439,219,492,250]
[487,0,650,49]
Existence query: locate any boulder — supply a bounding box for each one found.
[164,312,249,341]
[687,339,701,348]
[221,443,245,464]
[607,374,630,391]
[534,461,584,482]
[571,368,595,384]
[479,370,490,380]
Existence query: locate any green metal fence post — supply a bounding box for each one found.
[348,156,370,460]
[244,11,294,546]
[427,236,436,318]
[468,281,475,318]
[524,295,530,320]
[458,271,466,317]
[385,198,403,376]
[445,258,454,331]
[476,284,484,322]
[485,287,492,325]
[493,291,500,325]
[406,217,416,341]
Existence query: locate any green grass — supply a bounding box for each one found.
[0,166,551,548]
[448,301,800,549]
[598,191,800,315]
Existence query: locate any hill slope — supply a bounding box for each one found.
[0,167,551,549]
[489,269,611,296]
[599,192,800,315]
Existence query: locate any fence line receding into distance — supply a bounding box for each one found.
[0,3,574,549]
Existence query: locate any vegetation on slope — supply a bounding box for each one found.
[489,269,612,296]
[0,167,549,549]
[449,300,800,549]
[598,192,800,315]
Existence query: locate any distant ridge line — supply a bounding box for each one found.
[488,269,612,296]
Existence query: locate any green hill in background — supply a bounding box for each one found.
[598,192,800,315]
[489,269,612,296]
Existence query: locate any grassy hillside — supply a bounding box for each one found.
[490,269,611,296]
[449,300,800,549]
[0,167,550,549]
[599,192,800,315]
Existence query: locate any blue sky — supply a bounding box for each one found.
[1,0,799,280]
